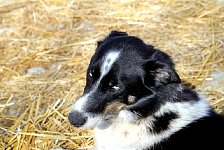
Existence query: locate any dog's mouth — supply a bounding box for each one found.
[103,101,127,118]
[69,95,137,129]
[89,101,128,129]
[68,111,102,129]
[92,101,128,127]
[69,101,128,129]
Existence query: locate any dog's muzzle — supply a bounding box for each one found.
[68,94,105,128]
[68,111,87,127]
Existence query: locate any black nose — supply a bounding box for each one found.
[68,111,87,127]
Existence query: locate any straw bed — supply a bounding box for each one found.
[0,0,223,149]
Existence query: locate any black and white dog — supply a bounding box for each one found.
[68,31,224,150]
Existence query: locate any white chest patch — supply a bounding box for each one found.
[94,122,149,150]
[94,96,210,150]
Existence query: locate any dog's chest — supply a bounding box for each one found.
[94,122,155,150]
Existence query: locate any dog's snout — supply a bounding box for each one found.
[68,111,87,127]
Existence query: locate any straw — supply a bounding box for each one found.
[0,0,223,149]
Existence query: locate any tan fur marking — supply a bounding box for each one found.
[103,101,127,117]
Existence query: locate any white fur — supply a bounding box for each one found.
[72,93,91,112]
[72,51,121,128]
[127,95,136,103]
[89,72,93,77]
[100,51,120,80]
[118,110,139,122]
[81,114,102,129]
[94,96,210,150]
[72,51,121,111]
[112,85,120,90]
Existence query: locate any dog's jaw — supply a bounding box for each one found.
[80,114,102,129]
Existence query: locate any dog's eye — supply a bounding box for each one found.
[112,85,120,90]
[108,81,120,90]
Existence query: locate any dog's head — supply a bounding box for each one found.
[68,31,181,128]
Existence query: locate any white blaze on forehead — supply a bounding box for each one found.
[100,51,121,80]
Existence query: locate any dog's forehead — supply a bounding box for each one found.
[100,51,120,77]
[89,50,121,81]
[90,35,150,75]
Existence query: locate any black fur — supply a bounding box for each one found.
[152,112,179,134]
[152,113,224,150]
[82,31,183,114]
[69,31,224,150]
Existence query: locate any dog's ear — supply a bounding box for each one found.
[108,30,128,37]
[97,30,128,47]
[143,59,181,87]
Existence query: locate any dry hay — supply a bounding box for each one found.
[0,0,223,149]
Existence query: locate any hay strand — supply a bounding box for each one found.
[0,0,223,149]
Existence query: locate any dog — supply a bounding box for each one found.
[68,31,224,150]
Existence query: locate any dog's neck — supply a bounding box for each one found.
[94,87,211,150]
[154,83,198,102]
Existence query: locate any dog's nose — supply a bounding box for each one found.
[68,111,87,127]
